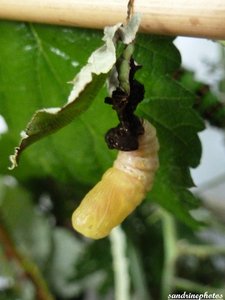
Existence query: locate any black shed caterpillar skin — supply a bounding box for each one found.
[105,56,145,151]
[72,119,159,239]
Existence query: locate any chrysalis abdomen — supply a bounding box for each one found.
[72,120,159,239]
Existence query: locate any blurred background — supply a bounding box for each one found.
[0,34,225,300]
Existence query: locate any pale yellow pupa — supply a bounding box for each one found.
[72,119,159,239]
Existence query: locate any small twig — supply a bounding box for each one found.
[0,0,225,39]
[178,242,225,258]
[0,218,54,300]
[174,277,225,295]
[126,0,135,22]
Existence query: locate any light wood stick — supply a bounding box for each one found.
[0,0,224,39]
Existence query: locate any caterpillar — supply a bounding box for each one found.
[72,119,159,239]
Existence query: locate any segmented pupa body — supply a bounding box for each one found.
[72,119,159,239]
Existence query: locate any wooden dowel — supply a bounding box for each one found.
[0,0,224,39]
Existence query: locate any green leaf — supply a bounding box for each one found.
[9,73,107,169]
[133,36,205,227]
[8,14,142,169]
[0,22,108,182]
[8,22,120,169]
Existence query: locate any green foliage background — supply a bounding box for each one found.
[0,21,224,300]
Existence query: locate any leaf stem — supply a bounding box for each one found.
[161,210,177,300]
[0,218,54,300]
[109,226,130,300]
